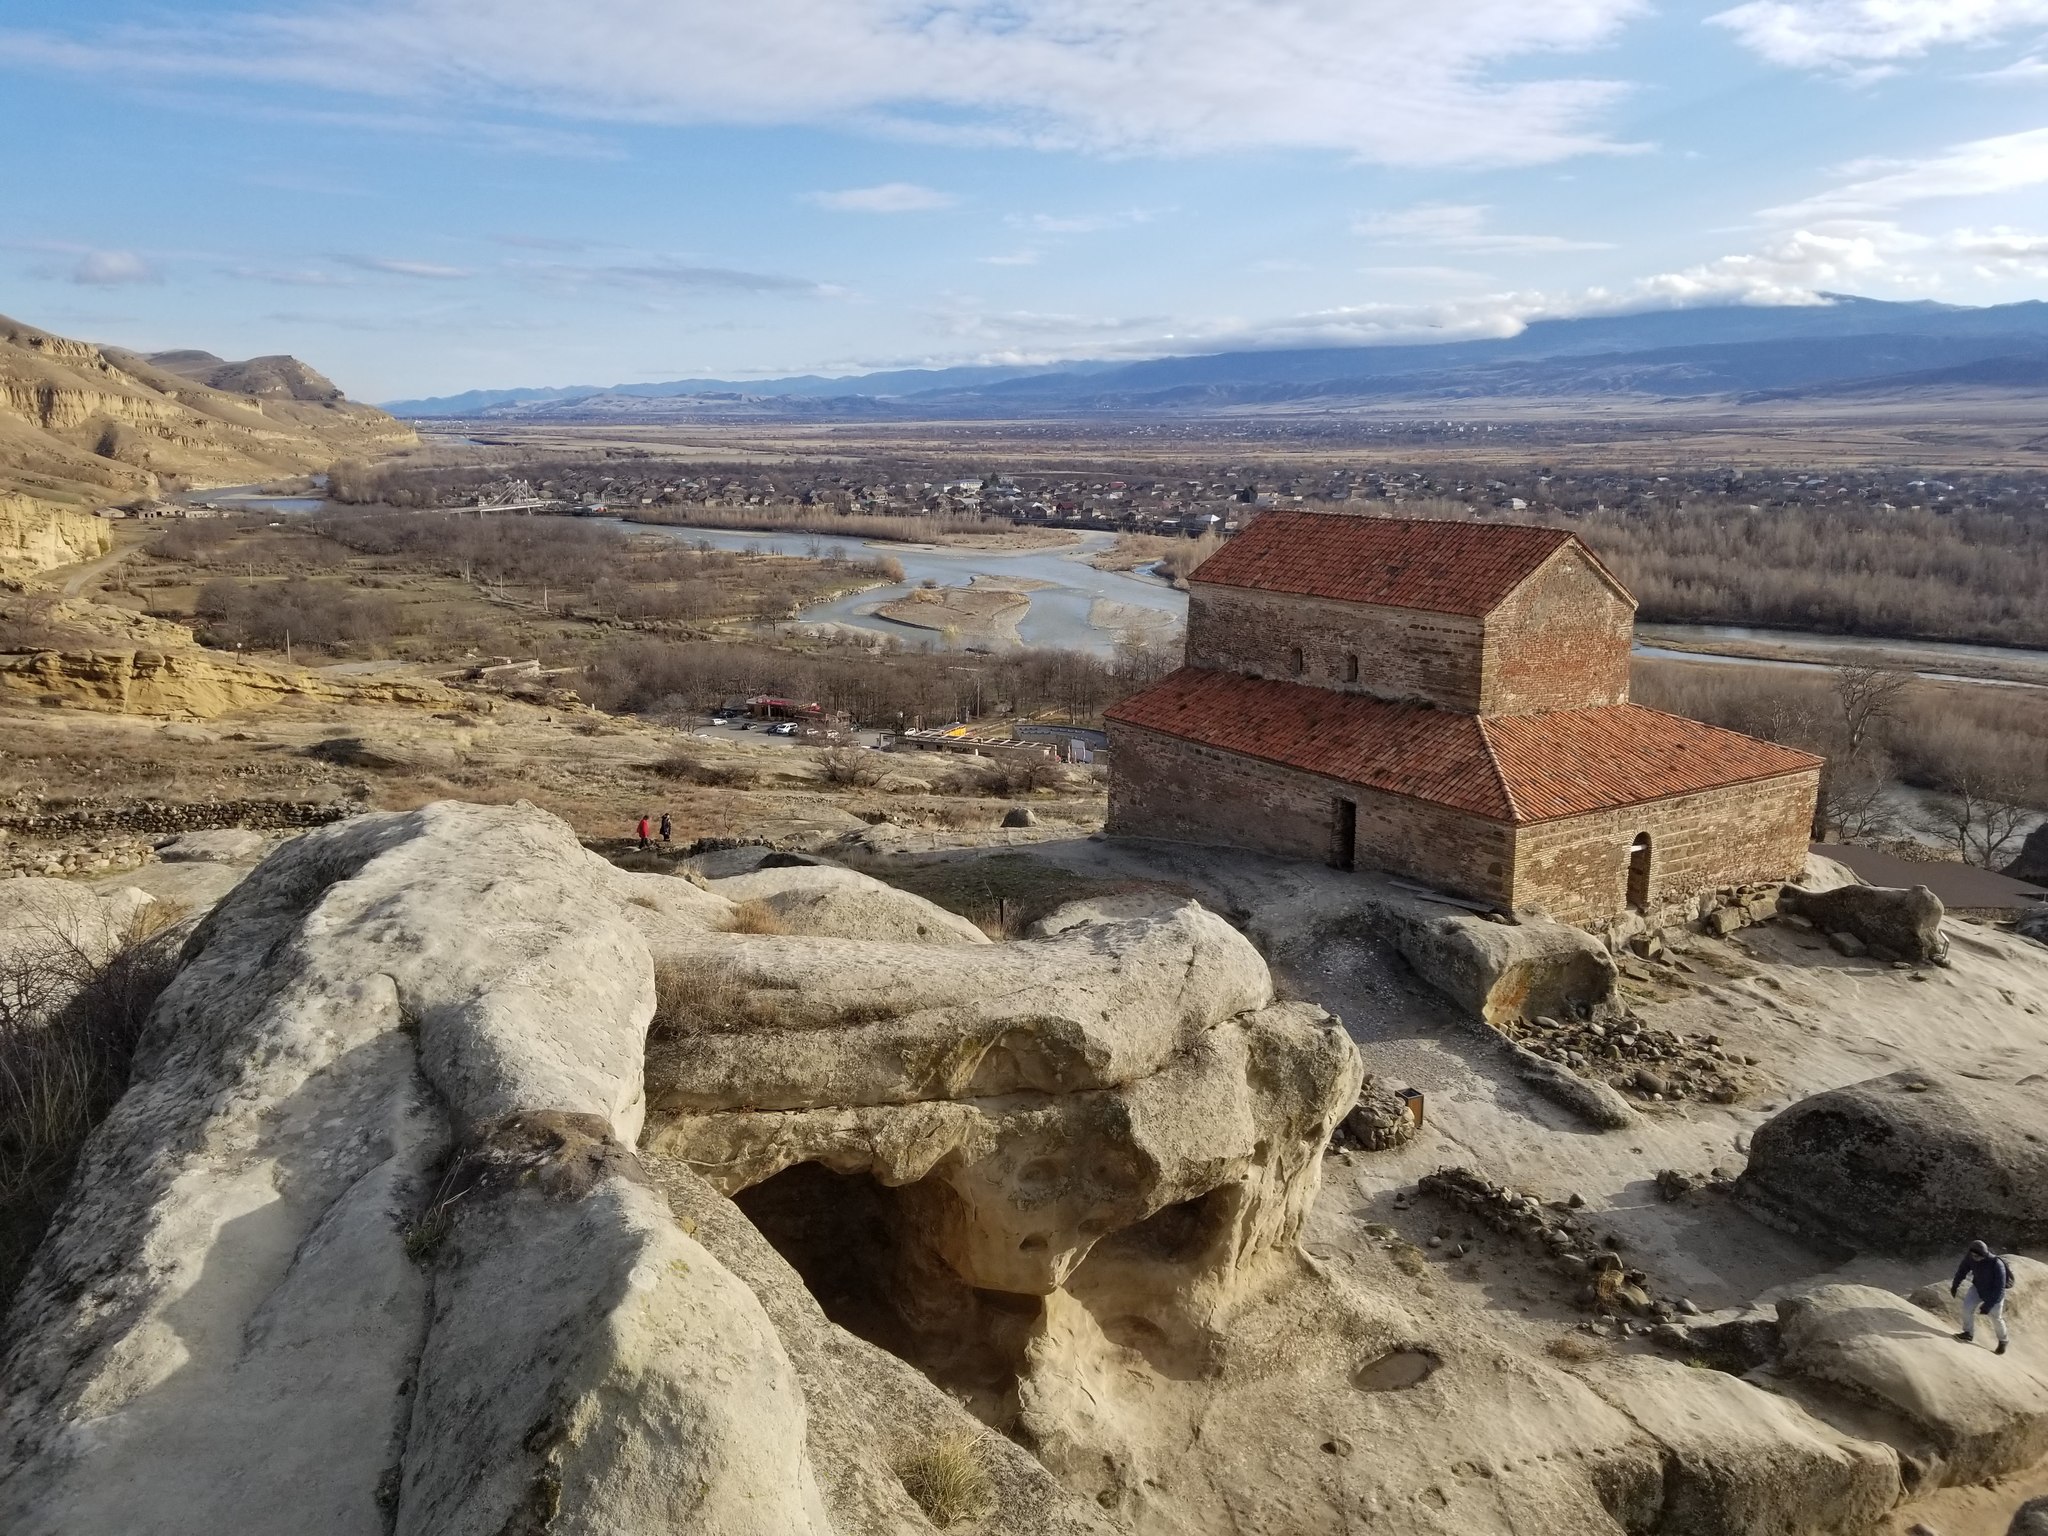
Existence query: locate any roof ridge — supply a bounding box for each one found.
[1611,701,1828,769]
[1473,714,1522,821]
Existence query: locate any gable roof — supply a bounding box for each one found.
[1188,509,1624,617]
[1105,669,1821,824]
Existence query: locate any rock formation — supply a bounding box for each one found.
[0,645,458,717]
[0,312,414,550]
[1737,1070,2048,1252]
[2008,824,2048,886]
[1778,881,1948,966]
[6,800,2043,1536]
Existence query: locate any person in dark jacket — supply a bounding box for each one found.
[636,814,651,850]
[659,812,672,846]
[1952,1239,2014,1353]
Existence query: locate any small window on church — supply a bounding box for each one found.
[1289,647,1305,676]
[1344,653,1360,684]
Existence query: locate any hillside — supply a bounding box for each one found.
[385,295,2048,421]
[0,314,414,571]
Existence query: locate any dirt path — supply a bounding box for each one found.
[57,544,134,597]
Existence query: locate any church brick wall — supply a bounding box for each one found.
[1106,720,1516,907]
[1479,548,1635,715]
[1185,584,1486,710]
[1508,771,1819,923]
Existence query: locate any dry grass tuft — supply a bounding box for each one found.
[1545,1332,1612,1365]
[896,1429,996,1528]
[724,898,786,935]
[0,912,183,1306]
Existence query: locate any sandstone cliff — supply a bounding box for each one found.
[0,313,415,569]
[0,644,459,718]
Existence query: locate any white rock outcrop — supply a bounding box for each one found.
[0,803,1108,1535]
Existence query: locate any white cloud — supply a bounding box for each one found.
[1709,0,2048,73]
[1632,222,1934,305]
[1952,224,2048,274]
[224,264,359,287]
[336,254,475,279]
[1766,127,2048,218]
[63,249,159,285]
[520,259,840,296]
[980,251,1042,266]
[1356,202,1614,251]
[0,0,1650,167]
[807,182,957,213]
[1009,210,1155,234]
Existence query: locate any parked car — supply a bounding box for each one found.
[768,721,799,736]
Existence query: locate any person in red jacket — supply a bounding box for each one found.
[636,814,651,850]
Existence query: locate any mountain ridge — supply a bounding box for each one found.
[381,296,2048,419]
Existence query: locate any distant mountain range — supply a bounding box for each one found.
[381,296,2048,420]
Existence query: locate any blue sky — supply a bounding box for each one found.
[4,0,2048,402]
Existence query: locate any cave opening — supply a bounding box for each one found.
[732,1161,1035,1420]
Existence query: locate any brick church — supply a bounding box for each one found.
[1105,511,1822,924]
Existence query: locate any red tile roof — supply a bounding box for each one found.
[1106,669,1821,823]
[1188,510,1625,617]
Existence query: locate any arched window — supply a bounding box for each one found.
[1289,646,1305,676]
[1344,653,1360,684]
[1626,833,1653,910]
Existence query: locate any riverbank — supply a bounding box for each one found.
[1637,623,2048,689]
[615,503,1078,551]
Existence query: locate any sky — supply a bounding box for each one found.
[3,0,2048,402]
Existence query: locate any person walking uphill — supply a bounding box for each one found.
[1953,1239,2015,1354]
[659,812,672,846]
[636,814,651,850]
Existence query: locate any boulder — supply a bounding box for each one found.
[1001,806,1037,829]
[1778,882,1946,965]
[1508,1041,1638,1130]
[1792,852,1863,893]
[2019,906,2048,948]
[708,864,989,946]
[1736,1070,2048,1253]
[2005,823,2048,885]
[2013,1496,2048,1536]
[153,827,272,864]
[1392,908,1617,1025]
[1581,1355,1900,1535]
[1776,1284,2048,1488]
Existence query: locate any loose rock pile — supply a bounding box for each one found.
[1330,1074,1421,1153]
[0,795,355,839]
[1496,1013,1757,1105]
[0,835,155,879]
[1416,1168,1695,1322]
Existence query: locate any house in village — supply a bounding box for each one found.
[1104,511,1823,924]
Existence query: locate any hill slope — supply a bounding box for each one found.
[0,314,415,571]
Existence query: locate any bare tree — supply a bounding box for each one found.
[1833,664,1910,760]
[1818,750,1902,844]
[1920,768,2033,868]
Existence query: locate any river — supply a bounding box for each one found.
[613,523,1185,657]
[214,496,2048,684]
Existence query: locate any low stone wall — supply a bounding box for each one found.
[1,797,360,839]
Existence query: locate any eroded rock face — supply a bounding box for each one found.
[0,802,1107,1536]
[1736,1070,2048,1254]
[1778,881,1947,966]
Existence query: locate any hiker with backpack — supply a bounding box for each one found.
[1952,1240,2015,1354]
